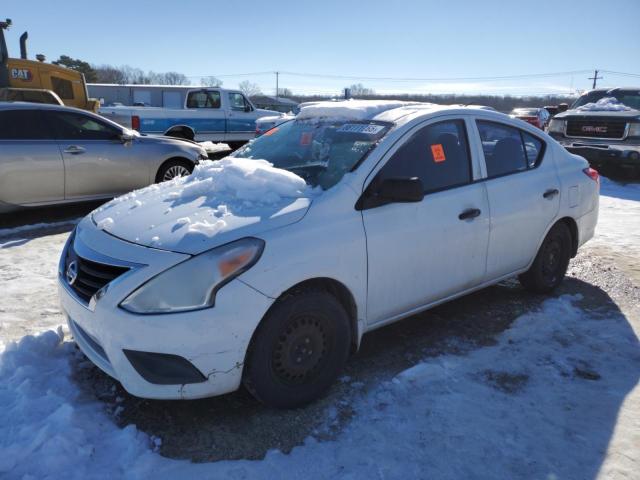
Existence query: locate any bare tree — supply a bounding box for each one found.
[159,71,190,85]
[277,87,293,97]
[201,76,223,87]
[93,65,127,84]
[348,83,376,97]
[238,80,262,97]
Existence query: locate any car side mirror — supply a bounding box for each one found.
[119,131,134,143]
[356,177,424,210]
[244,104,253,112]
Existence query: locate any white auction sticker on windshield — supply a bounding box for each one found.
[337,124,385,135]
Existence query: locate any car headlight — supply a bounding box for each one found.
[120,238,264,314]
[628,123,640,138]
[547,118,566,134]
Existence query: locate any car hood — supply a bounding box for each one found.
[91,157,314,255]
[135,134,202,149]
[556,109,640,120]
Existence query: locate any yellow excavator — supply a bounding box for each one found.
[0,18,99,111]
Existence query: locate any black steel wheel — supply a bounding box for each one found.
[519,222,572,293]
[243,290,351,408]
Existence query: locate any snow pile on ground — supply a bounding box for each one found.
[589,178,640,282]
[198,142,230,153]
[0,295,638,478]
[576,97,633,112]
[297,99,419,121]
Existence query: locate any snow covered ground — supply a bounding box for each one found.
[0,178,639,479]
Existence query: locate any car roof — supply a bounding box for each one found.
[296,100,503,126]
[0,101,87,113]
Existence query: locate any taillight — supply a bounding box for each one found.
[583,167,600,184]
[131,115,140,131]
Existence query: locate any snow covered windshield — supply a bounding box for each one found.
[571,90,640,111]
[233,119,392,189]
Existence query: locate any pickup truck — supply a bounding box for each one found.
[547,87,640,176]
[94,86,281,149]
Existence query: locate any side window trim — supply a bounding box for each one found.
[475,118,547,181]
[360,116,475,208]
[361,114,477,195]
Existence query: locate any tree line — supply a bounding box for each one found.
[52,55,223,87]
[52,55,575,111]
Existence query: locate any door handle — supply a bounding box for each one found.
[63,145,85,154]
[543,188,559,199]
[458,208,481,220]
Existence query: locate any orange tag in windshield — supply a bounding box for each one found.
[264,127,278,136]
[431,144,446,163]
[300,132,313,145]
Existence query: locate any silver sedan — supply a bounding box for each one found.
[0,103,208,213]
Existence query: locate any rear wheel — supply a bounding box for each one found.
[243,290,351,408]
[519,222,572,293]
[156,159,193,183]
[228,141,246,151]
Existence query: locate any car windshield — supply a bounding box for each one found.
[512,108,538,116]
[571,90,640,110]
[233,119,392,189]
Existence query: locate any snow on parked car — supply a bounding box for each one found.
[57,100,599,408]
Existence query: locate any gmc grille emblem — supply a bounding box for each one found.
[581,125,607,133]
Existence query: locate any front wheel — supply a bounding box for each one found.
[243,290,351,408]
[156,159,193,183]
[519,222,572,293]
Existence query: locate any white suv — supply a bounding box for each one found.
[58,100,599,408]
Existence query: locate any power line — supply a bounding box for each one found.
[600,70,640,78]
[272,70,594,83]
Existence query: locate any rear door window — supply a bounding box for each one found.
[375,119,472,194]
[0,109,53,139]
[477,121,545,177]
[43,111,121,140]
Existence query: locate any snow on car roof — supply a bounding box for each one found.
[296,99,425,122]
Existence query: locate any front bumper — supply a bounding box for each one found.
[58,218,274,400]
[554,138,640,168]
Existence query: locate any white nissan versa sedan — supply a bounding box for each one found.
[58,100,599,408]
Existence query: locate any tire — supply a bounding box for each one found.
[243,290,351,409]
[155,159,193,183]
[518,222,572,293]
[228,141,246,151]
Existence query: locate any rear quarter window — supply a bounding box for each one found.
[477,120,545,178]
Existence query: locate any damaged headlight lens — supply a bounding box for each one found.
[120,238,264,314]
[547,118,566,134]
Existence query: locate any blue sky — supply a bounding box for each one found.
[4,0,640,96]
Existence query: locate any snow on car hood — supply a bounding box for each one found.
[575,97,633,112]
[92,157,314,255]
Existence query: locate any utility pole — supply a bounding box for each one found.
[275,71,279,102]
[588,69,603,89]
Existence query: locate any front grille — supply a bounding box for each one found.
[566,119,627,139]
[64,248,129,303]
